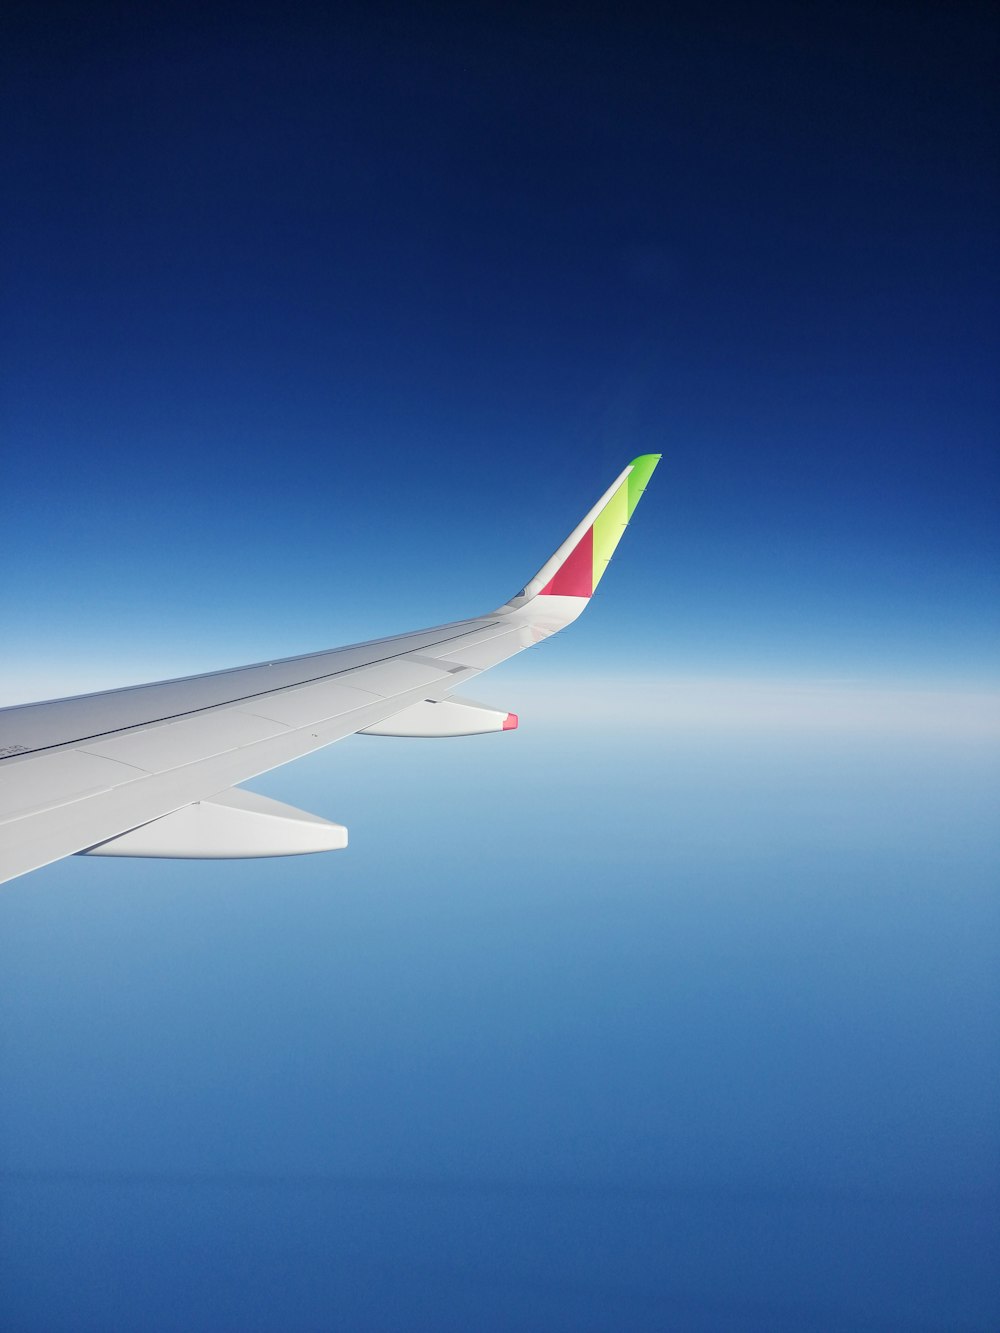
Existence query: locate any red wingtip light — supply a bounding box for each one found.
[502,712,519,731]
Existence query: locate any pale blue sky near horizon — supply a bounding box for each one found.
[1,720,998,1329]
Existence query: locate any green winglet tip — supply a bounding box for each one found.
[626,454,661,517]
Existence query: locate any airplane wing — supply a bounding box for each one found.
[0,455,660,886]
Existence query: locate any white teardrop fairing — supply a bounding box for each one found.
[82,787,347,859]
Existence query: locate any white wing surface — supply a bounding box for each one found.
[0,455,660,885]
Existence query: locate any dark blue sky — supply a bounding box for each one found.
[2,8,999,1331]
[2,1,997,686]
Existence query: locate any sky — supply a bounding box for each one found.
[1,1,997,688]
[1,3,998,1330]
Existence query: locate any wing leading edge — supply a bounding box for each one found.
[0,455,661,885]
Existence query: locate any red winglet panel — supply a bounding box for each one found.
[539,527,594,598]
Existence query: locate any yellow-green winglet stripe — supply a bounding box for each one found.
[591,453,661,591]
[592,474,629,590]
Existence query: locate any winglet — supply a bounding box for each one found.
[504,454,661,607]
